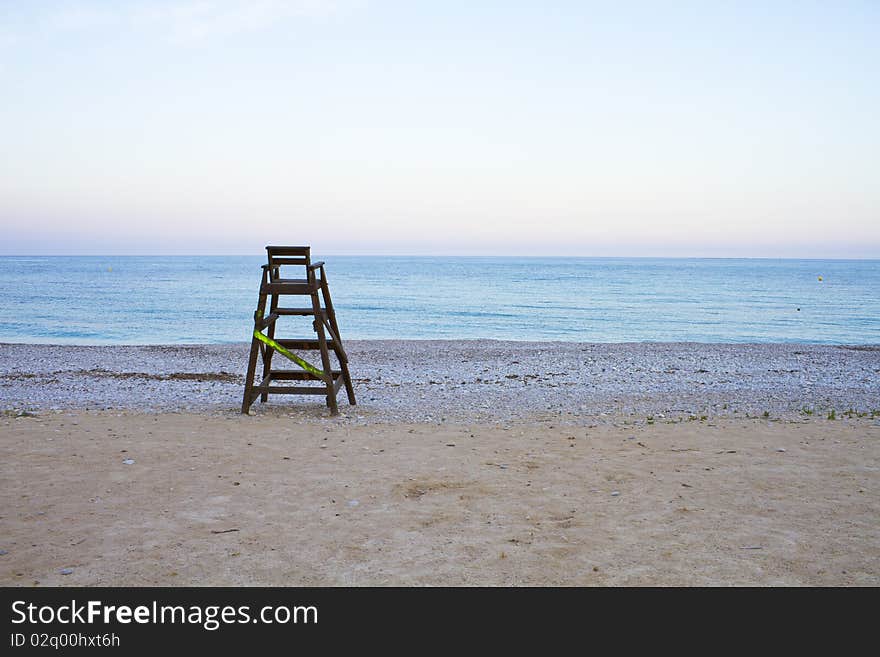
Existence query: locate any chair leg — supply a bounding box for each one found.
[321,279,356,406]
[260,293,279,402]
[311,291,338,415]
[244,282,269,413]
[241,336,260,414]
[340,359,356,406]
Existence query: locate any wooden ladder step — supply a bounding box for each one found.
[263,282,316,295]
[274,338,337,351]
[268,369,342,380]
[274,307,326,316]
[263,385,329,395]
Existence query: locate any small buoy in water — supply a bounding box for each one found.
[797,308,801,311]
[107,266,112,272]
[817,275,823,281]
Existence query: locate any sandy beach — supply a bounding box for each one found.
[1,341,879,586]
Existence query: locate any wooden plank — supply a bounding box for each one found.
[269,370,341,380]
[241,283,269,414]
[311,288,338,414]
[264,282,314,295]
[255,313,278,330]
[261,291,281,402]
[268,257,309,265]
[320,274,356,405]
[266,385,328,395]
[274,307,323,316]
[241,336,261,413]
[321,318,347,362]
[275,338,336,351]
[266,245,310,255]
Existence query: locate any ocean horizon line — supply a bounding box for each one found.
[2,254,879,261]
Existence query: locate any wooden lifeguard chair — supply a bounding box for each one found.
[241,246,356,415]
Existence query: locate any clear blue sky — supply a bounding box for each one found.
[1,1,878,256]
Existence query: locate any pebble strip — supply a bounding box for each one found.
[1,341,878,423]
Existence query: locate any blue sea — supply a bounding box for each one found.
[0,256,877,345]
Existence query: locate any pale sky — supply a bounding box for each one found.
[1,1,878,256]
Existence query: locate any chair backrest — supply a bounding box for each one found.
[265,245,311,280]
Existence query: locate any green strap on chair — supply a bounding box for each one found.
[253,330,325,378]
